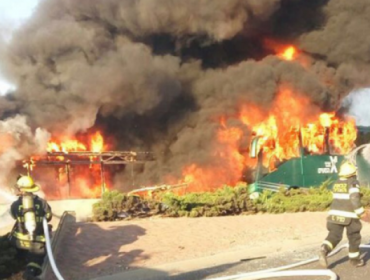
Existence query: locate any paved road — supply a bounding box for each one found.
[93,240,370,280]
[166,242,370,280]
[43,211,370,280]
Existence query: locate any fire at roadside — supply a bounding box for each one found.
[18,132,157,199]
[8,93,361,201]
[1,0,370,199]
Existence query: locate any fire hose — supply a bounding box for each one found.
[208,243,370,280]
[43,217,65,280]
[40,227,370,280]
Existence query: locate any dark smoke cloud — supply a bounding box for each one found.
[300,0,370,97]
[3,34,183,135]
[1,0,370,192]
[67,0,281,41]
[301,0,370,66]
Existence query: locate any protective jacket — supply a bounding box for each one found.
[10,195,52,248]
[328,177,365,225]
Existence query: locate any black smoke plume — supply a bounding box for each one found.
[1,0,370,193]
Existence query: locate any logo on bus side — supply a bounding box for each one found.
[318,156,338,174]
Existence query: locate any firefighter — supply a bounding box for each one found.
[318,161,369,268]
[9,175,52,280]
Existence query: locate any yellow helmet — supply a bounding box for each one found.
[16,176,40,193]
[338,161,357,178]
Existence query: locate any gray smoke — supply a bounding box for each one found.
[1,0,370,193]
[300,0,370,99]
[0,115,50,201]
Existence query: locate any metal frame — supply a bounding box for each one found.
[23,151,154,197]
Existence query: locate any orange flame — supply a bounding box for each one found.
[47,131,105,153]
[91,131,104,152]
[319,113,333,127]
[241,88,357,166]
[41,131,108,198]
[176,87,357,191]
[279,46,297,61]
[47,140,86,153]
[176,122,246,192]
[263,39,299,61]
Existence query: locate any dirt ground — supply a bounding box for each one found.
[51,211,370,280]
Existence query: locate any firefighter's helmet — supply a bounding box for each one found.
[16,176,40,193]
[338,161,357,178]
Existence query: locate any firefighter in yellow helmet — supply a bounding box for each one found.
[318,161,369,268]
[9,175,52,280]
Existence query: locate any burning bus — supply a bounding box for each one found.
[18,89,370,201]
[5,46,369,201]
[247,110,370,199]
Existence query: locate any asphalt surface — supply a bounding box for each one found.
[168,242,370,280]
[32,206,369,280]
[99,240,370,280]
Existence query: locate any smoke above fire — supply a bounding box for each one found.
[1,0,370,195]
[0,115,49,202]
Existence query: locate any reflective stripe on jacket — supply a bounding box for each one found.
[10,195,52,237]
[328,178,365,224]
[12,231,46,242]
[328,177,364,225]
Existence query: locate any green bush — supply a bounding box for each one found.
[158,183,256,218]
[92,190,165,221]
[360,186,370,207]
[92,182,370,221]
[253,185,332,214]
[93,183,256,220]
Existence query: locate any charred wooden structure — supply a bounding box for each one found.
[22,151,155,197]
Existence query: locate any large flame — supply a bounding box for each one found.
[176,87,357,191]
[241,89,357,166]
[91,131,104,152]
[47,131,105,153]
[178,126,246,192]
[47,140,86,153]
[31,89,357,197]
[35,131,108,199]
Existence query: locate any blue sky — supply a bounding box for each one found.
[0,0,39,22]
[0,0,39,94]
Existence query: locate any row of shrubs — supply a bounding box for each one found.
[3,183,370,277]
[92,182,370,221]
